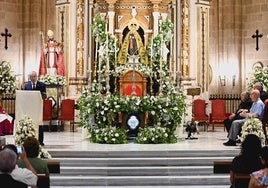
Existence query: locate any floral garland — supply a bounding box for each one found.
[0,61,16,94]
[113,63,152,77]
[78,88,186,144]
[14,116,51,159]
[39,74,66,86]
[241,117,266,145]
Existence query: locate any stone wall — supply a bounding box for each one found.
[209,0,268,94]
[0,0,55,85]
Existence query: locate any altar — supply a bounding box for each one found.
[78,8,185,144]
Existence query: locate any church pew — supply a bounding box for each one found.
[47,160,60,173]
[213,161,232,173]
[214,161,251,188]
[233,173,251,188]
[37,174,50,188]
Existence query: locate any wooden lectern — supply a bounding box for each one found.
[15,90,43,133]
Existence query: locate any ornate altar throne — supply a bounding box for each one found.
[119,70,147,97]
[118,69,148,136]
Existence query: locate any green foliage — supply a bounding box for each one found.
[78,89,186,144]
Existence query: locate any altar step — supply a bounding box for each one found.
[48,150,238,187]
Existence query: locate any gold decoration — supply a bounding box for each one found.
[117,19,148,65]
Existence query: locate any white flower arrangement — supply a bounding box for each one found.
[247,68,268,91]
[113,64,152,77]
[241,117,266,145]
[0,61,16,94]
[135,126,172,144]
[14,116,51,159]
[39,74,66,86]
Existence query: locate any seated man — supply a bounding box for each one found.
[3,144,37,187]
[0,106,14,136]
[0,148,28,187]
[223,89,265,146]
[224,91,252,132]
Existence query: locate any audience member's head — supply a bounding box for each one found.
[3,144,18,156]
[23,137,40,158]
[253,82,264,92]
[241,90,250,101]
[241,134,262,157]
[260,146,268,167]
[250,89,261,102]
[0,148,17,173]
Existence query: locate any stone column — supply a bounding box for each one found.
[152,11,160,37]
[196,0,211,93]
[107,11,115,35]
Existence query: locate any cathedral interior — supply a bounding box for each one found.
[0,0,268,121]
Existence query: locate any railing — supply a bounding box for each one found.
[209,94,241,113]
[0,94,15,116]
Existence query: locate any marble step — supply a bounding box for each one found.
[47,150,233,187]
[51,156,233,167]
[51,186,228,188]
[48,150,238,158]
[57,166,212,176]
[49,175,230,186]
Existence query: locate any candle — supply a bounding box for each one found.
[150,40,153,62]
[95,35,98,61]
[114,36,117,60]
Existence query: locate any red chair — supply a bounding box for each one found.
[193,99,209,131]
[209,99,227,132]
[43,99,53,132]
[58,99,75,132]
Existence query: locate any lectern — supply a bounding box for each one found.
[15,90,43,133]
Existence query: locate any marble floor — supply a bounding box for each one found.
[3,125,239,152]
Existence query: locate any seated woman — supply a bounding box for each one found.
[229,134,263,188]
[18,137,49,175]
[0,106,13,135]
[249,146,268,188]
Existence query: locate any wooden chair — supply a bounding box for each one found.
[43,99,53,132]
[209,99,227,132]
[37,174,50,188]
[58,99,75,132]
[193,99,209,131]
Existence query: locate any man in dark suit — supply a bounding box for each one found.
[223,90,252,133]
[24,71,47,99]
[24,71,46,145]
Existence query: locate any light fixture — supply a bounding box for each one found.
[232,75,236,86]
[219,75,226,86]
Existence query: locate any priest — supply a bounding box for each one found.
[0,106,13,136]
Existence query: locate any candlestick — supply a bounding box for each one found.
[150,40,153,63]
